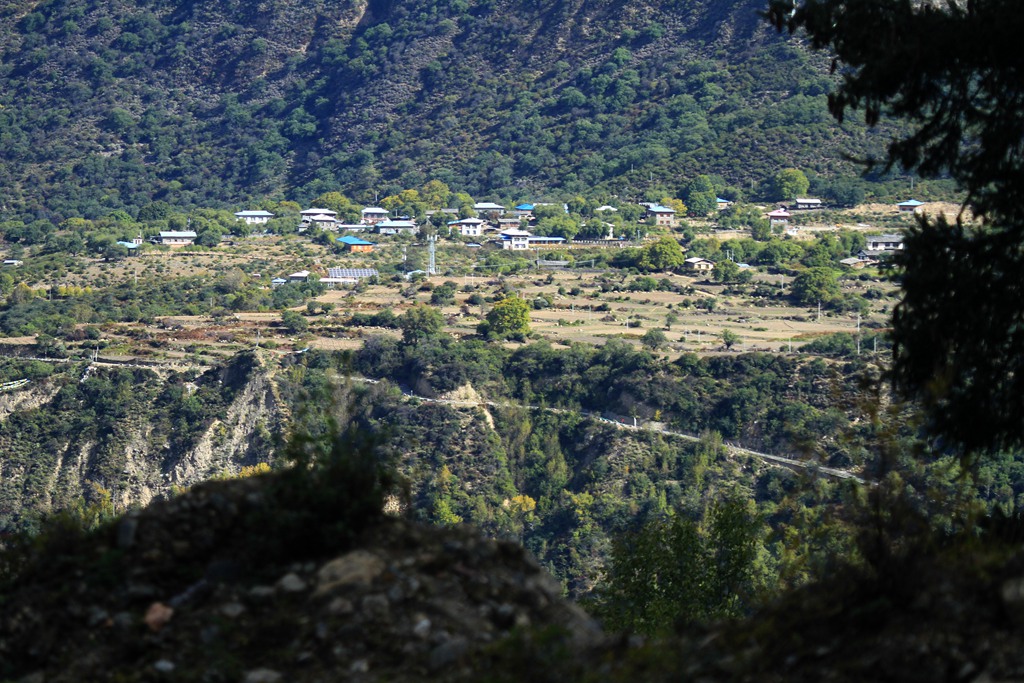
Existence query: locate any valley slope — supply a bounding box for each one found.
[0,0,884,218]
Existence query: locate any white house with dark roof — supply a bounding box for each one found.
[792,198,823,210]
[235,210,274,225]
[301,208,338,228]
[861,234,904,258]
[158,231,197,247]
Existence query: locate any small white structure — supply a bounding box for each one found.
[897,199,925,213]
[158,231,197,247]
[234,210,274,225]
[792,198,823,210]
[2,259,23,267]
[288,270,312,282]
[684,257,715,273]
[861,234,905,258]
[376,219,418,235]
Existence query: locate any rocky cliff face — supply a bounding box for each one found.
[0,352,283,533]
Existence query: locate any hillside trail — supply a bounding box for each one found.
[351,376,865,484]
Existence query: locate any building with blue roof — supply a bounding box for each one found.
[898,199,925,212]
[337,235,376,253]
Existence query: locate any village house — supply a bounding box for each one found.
[646,204,677,228]
[158,230,197,247]
[360,207,390,225]
[288,270,311,282]
[861,234,904,258]
[376,219,418,235]
[497,217,523,232]
[336,235,375,253]
[474,202,505,218]
[513,203,535,218]
[500,228,531,250]
[716,197,733,211]
[766,208,791,226]
[234,210,274,225]
[300,208,338,229]
[840,256,876,269]
[792,198,823,210]
[526,235,566,248]
[684,257,715,273]
[449,217,485,237]
[897,199,925,212]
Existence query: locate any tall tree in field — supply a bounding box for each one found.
[768,0,1024,457]
[483,297,531,341]
[400,303,444,345]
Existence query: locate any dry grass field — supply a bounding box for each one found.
[22,229,900,364]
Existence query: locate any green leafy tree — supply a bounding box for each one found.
[771,168,810,201]
[598,498,774,634]
[712,259,740,283]
[684,175,718,217]
[791,267,841,307]
[768,0,1024,455]
[721,328,740,350]
[280,310,308,334]
[399,303,444,345]
[638,236,686,272]
[641,327,668,350]
[483,296,531,341]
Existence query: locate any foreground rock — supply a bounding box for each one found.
[0,475,602,682]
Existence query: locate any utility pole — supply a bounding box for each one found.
[856,313,861,355]
[427,235,437,275]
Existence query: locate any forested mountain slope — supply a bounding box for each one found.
[0,0,886,219]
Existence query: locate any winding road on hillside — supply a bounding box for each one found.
[352,376,866,484]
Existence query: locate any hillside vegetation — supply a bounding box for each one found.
[0,0,892,219]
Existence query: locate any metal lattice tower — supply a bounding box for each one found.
[427,235,437,275]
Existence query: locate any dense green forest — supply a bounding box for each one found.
[0,0,913,220]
